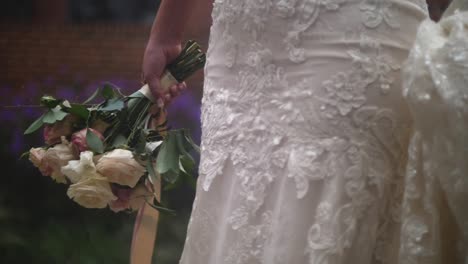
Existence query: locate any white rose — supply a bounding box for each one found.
[67,177,117,209]
[61,151,96,183]
[42,138,76,183]
[96,149,146,188]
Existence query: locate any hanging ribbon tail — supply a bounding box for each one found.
[130,178,161,264]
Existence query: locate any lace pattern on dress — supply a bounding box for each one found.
[185,0,430,263]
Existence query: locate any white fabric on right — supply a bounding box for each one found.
[401,11,468,263]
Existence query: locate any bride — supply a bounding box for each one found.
[141,0,465,263]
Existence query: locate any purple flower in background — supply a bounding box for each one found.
[167,90,201,144]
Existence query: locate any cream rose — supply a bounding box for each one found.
[96,149,145,188]
[29,147,51,176]
[61,151,96,183]
[67,177,117,209]
[42,138,76,183]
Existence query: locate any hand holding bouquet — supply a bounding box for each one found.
[143,38,206,104]
[25,40,205,213]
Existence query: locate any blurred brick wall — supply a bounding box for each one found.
[0,24,142,88]
[0,22,208,93]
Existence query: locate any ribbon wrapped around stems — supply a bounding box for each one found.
[138,70,179,105]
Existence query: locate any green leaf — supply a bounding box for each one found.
[126,97,150,116]
[42,111,56,124]
[99,98,124,112]
[110,134,127,149]
[61,100,72,108]
[42,107,67,124]
[40,95,61,109]
[146,158,158,184]
[176,131,198,172]
[101,82,124,100]
[184,131,200,153]
[134,130,147,154]
[86,128,104,153]
[53,107,67,120]
[156,132,180,184]
[19,150,31,160]
[101,84,116,100]
[180,154,197,189]
[24,114,44,135]
[163,176,182,191]
[180,153,196,176]
[67,104,90,119]
[82,88,101,104]
[175,130,192,155]
[181,167,197,189]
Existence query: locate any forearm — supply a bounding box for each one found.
[150,0,200,44]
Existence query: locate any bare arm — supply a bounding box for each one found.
[143,0,213,101]
[149,0,199,45]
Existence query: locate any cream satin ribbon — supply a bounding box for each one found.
[130,177,161,264]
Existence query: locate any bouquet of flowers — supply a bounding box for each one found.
[24,40,205,214]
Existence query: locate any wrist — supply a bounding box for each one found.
[144,37,182,67]
[150,29,182,45]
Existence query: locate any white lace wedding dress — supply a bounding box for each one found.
[180,0,431,263]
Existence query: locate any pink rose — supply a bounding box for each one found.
[71,128,104,153]
[128,184,152,211]
[109,184,151,213]
[43,115,78,145]
[109,186,132,212]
